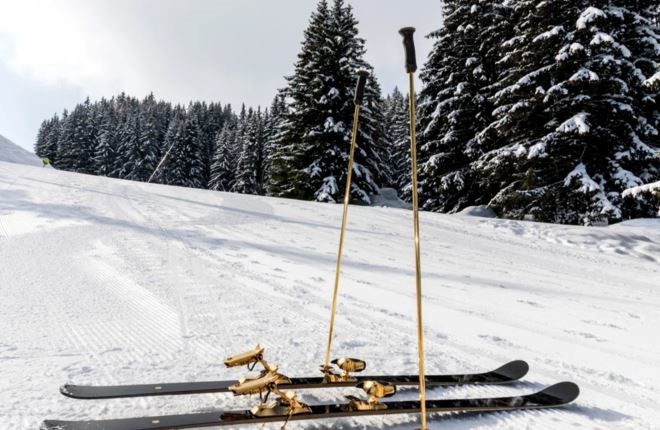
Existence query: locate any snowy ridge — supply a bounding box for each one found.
[1,162,659,429]
[0,134,41,167]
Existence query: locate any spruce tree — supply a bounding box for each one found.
[35,115,61,163]
[233,109,263,195]
[209,119,238,192]
[417,0,512,213]
[94,99,117,177]
[267,0,386,204]
[475,1,659,224]
[55,101,96,172]
[383,88,411,199]
[158,107,206,188]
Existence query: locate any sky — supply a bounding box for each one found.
[0,0,442,153]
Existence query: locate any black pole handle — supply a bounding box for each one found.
[399,27,417,74]
[354,70,369,106]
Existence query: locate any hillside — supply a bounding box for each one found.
[0,161,659,429]
[0,134,41,167]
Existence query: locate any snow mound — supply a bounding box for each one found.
[0,134,41,167]
[370,187,411,209]
[456,205,497,218]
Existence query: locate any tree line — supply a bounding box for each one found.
[36,0,659,224]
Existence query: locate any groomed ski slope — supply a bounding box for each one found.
[1,160,659,430]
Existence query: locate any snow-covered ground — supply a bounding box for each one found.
[0,134,41,167]
[0,160,659,429]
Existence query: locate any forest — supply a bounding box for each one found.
[35,0,660,225]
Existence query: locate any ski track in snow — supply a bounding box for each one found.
[0,160,659,429]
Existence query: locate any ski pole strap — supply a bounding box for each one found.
[399,27,417,73]
[354,70,369,106]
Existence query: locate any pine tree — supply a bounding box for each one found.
[55,100,96,173]
[158,107,206,188]
[264,93,288,193]
[233,109,263,195]
[384,88,411,199]
[35,115,61,163]
[209,119,239,192]
[475,1,659,224]
[94,99,117,177]
[267,0,386,204]
[417,0,512,213]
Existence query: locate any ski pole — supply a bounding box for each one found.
[399,26,427,430]
[323,70,370,373]
[147,140,178,183]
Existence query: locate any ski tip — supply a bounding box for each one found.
[59,384,78,398]
[494,360,529,380]
[539,381,580,404]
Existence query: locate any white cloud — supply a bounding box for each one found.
[0,0,442,151]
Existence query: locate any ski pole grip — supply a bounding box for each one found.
[399,27,417,74]
[354,70,369,106]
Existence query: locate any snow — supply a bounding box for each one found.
[370,187,411,209]
[590,32,631,58]
[645,71,660,89]
[576,7,607,30]
[532,25,564,43]
[0,134,41,167]
[1,162,660,429]
[557,112,591,135]
[622,180,660,198]
[569,68,599,82]
[455,205,496,218]
[555,43,585,62]
[564,163,600,193]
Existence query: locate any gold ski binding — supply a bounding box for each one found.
[321,357,366,382]
[224,345,291,397]
[345,380,397,411]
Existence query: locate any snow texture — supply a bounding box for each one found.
[456,205,497,218]
[576,7,607,30]
[622,180,660,198]
[557,112,591,135]
[1,162,659,429]
[0,134,41,167]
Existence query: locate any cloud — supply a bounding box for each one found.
[0,0,440,104]
[0,0,442,151]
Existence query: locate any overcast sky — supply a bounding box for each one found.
[0,0,442,152]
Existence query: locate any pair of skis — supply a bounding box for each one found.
[43,346,578,429]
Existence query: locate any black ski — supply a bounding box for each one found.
[61,360,528,399]
[43,381,579,430]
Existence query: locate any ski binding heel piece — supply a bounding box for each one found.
[345,380,397,411]
[250,390,311,418]
[229,366,291,396]
[321,357,366,382]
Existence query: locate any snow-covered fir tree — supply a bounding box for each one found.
[233,108,266,195]
[473,1,659,224]
[263,92,288,192]
[54,99,97,173]
[157,107,206,188]
[417,0,512,213]
[384,87,412,200]
[93,99,117,177]
[267,0,386,204]
[209,119,239,192]
[34,115,61,162]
